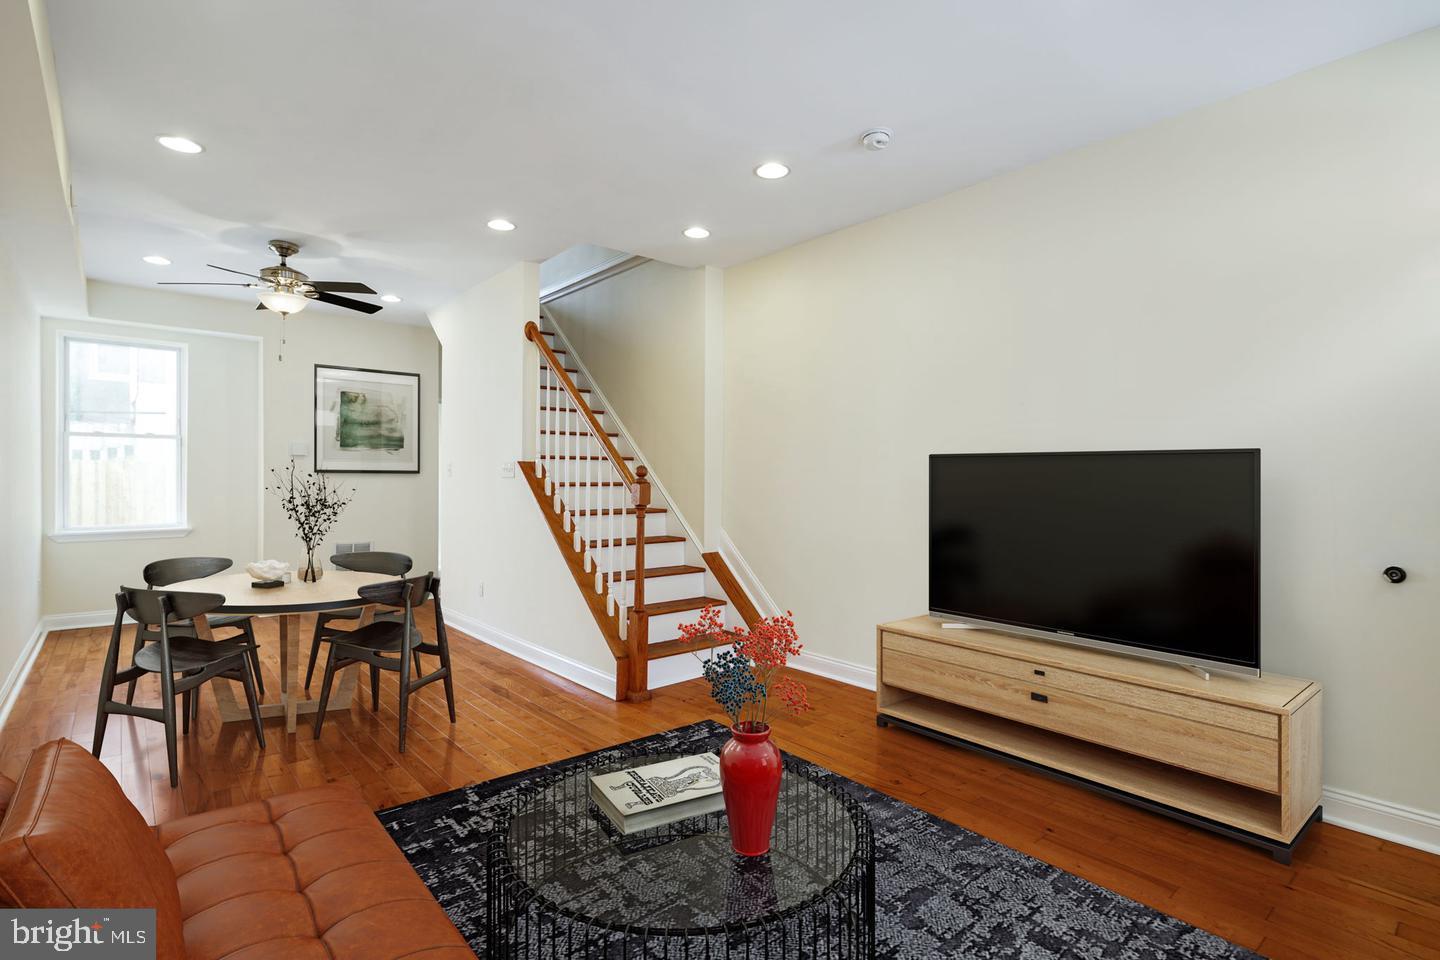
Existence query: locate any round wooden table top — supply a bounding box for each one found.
[161,569,395,615]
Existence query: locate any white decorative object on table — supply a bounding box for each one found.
[246,560,293,583]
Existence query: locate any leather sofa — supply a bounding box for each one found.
[0,739,475,959]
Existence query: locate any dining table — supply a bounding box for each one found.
[164,569,394,733]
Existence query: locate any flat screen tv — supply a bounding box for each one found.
[929,449,1260,675]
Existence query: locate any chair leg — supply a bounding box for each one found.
[238,659,266,749]
[124,625,145,705]
[160,672,179,789]
[312,651,340,740]
[305,615,327,691]
[181,690,192,736]
[191,684,201,728]
[369,664,380,712]
[437,639,456,726]
[397,646,412,754]
[243,620,265,697]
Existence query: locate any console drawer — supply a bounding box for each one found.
[882,633,1277,740]
[882,647,1280,792]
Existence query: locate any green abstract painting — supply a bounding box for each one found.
[336,388,406,450]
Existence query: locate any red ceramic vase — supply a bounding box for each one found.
[719,721,783,856]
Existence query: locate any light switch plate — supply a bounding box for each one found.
[500,463,516,478]
[289,441,310,458]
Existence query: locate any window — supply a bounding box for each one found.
[59,334,186,535]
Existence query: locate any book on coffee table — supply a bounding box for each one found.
[588,753,724,835]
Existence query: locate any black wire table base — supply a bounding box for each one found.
[485,748,876,959]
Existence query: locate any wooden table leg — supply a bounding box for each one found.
[212,608,367,732]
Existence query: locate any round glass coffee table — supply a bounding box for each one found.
[485,749,875,958]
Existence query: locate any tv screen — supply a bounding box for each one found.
[929,449,1259,670]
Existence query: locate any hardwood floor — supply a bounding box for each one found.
[2,610,1437,959]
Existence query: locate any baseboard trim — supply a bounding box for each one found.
[790,648,877,691]
[0,622,49,734]
[1321,786,1440,855]
[40,609,112,631]
[444,609,617,699]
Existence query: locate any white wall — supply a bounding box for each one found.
[546,261,709,528]
[0,251,44,696]
[40,315,261,613]
[539,244,628,293]
[722,30,1440,814]
[39,282,440,615]
[429,263,618,684]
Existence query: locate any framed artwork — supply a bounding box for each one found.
[314,364,421,473]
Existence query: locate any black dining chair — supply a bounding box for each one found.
[124,557,264,706]
[304,551,413,691]
[312,574,455,753]
[93,587,266,787]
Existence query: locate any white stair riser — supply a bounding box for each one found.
[587,541,684,571]
[543,484,631,509]
[571,513,668,539]
[606,572,705,605]
[539,460,635,483]
[646,606,729,644]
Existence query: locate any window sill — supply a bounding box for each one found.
[48,525,193,543]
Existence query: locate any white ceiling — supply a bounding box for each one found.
[46,0,1440,324]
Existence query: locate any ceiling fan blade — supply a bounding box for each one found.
[308,281,377,295]
[157,281,254,286]
[313,291,383,314]
[207,264,263,279]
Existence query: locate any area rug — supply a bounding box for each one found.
[377,720,1260,959]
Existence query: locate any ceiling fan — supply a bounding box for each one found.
[159,240,383,315]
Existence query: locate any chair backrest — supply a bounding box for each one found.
[143,556,231,587]
[357,572,433,611]
[119,587,226,626]
[330,551,413,576]
[0,740,187,960]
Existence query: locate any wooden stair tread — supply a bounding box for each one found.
[541,366,581,374]
[557,480,625,487]
[642,596,726,616]
[543,430,619,438]
[541,406,606,415]
[540,454,635,462]
[542,384,592,393]
[621,565,704,580]
[588,535,685,547]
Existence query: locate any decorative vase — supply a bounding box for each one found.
[719,721,783,856]
[300,552,323,582]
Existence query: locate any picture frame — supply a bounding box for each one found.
[313,364,421,474]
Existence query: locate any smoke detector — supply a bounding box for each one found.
[860,127,894,151]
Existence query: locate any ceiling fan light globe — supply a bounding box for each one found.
[258,289,310,315]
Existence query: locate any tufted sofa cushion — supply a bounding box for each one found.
[156,782,474,960]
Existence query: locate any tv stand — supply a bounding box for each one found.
[876,616,1323,862]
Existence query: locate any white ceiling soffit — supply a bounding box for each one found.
[0,0,86,317]
[44,1,1440,323]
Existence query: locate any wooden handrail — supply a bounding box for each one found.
[527,321,649,506]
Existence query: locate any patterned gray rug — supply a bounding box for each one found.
[377,719,1260,959]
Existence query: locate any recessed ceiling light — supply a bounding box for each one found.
[683,226,710,240]
[487,218,516,232]
[155,135,203,154]
[380,294,402,303]
[142,255,171,266]
[754,162,790,180]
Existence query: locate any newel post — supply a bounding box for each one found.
[627,465,652,700]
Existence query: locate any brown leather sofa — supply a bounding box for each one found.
[0,739,475,959]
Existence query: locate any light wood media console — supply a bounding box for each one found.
[876,616,1323,861]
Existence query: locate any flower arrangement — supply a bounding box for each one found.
[678,606,811,731]
[266,460,355,581]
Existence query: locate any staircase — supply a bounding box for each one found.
[522,318,748,701]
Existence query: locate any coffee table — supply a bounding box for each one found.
[485,749,875,958]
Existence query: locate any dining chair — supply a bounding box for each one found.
[303,551,413,691]
[124,557,264,706]
[311,574,455,753]
[93,588,266,788]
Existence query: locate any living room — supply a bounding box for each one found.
[1,3,1437,958]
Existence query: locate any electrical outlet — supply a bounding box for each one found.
[476,581,485,598]
[500,463,516,479]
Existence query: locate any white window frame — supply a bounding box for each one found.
[51,330,191,542]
